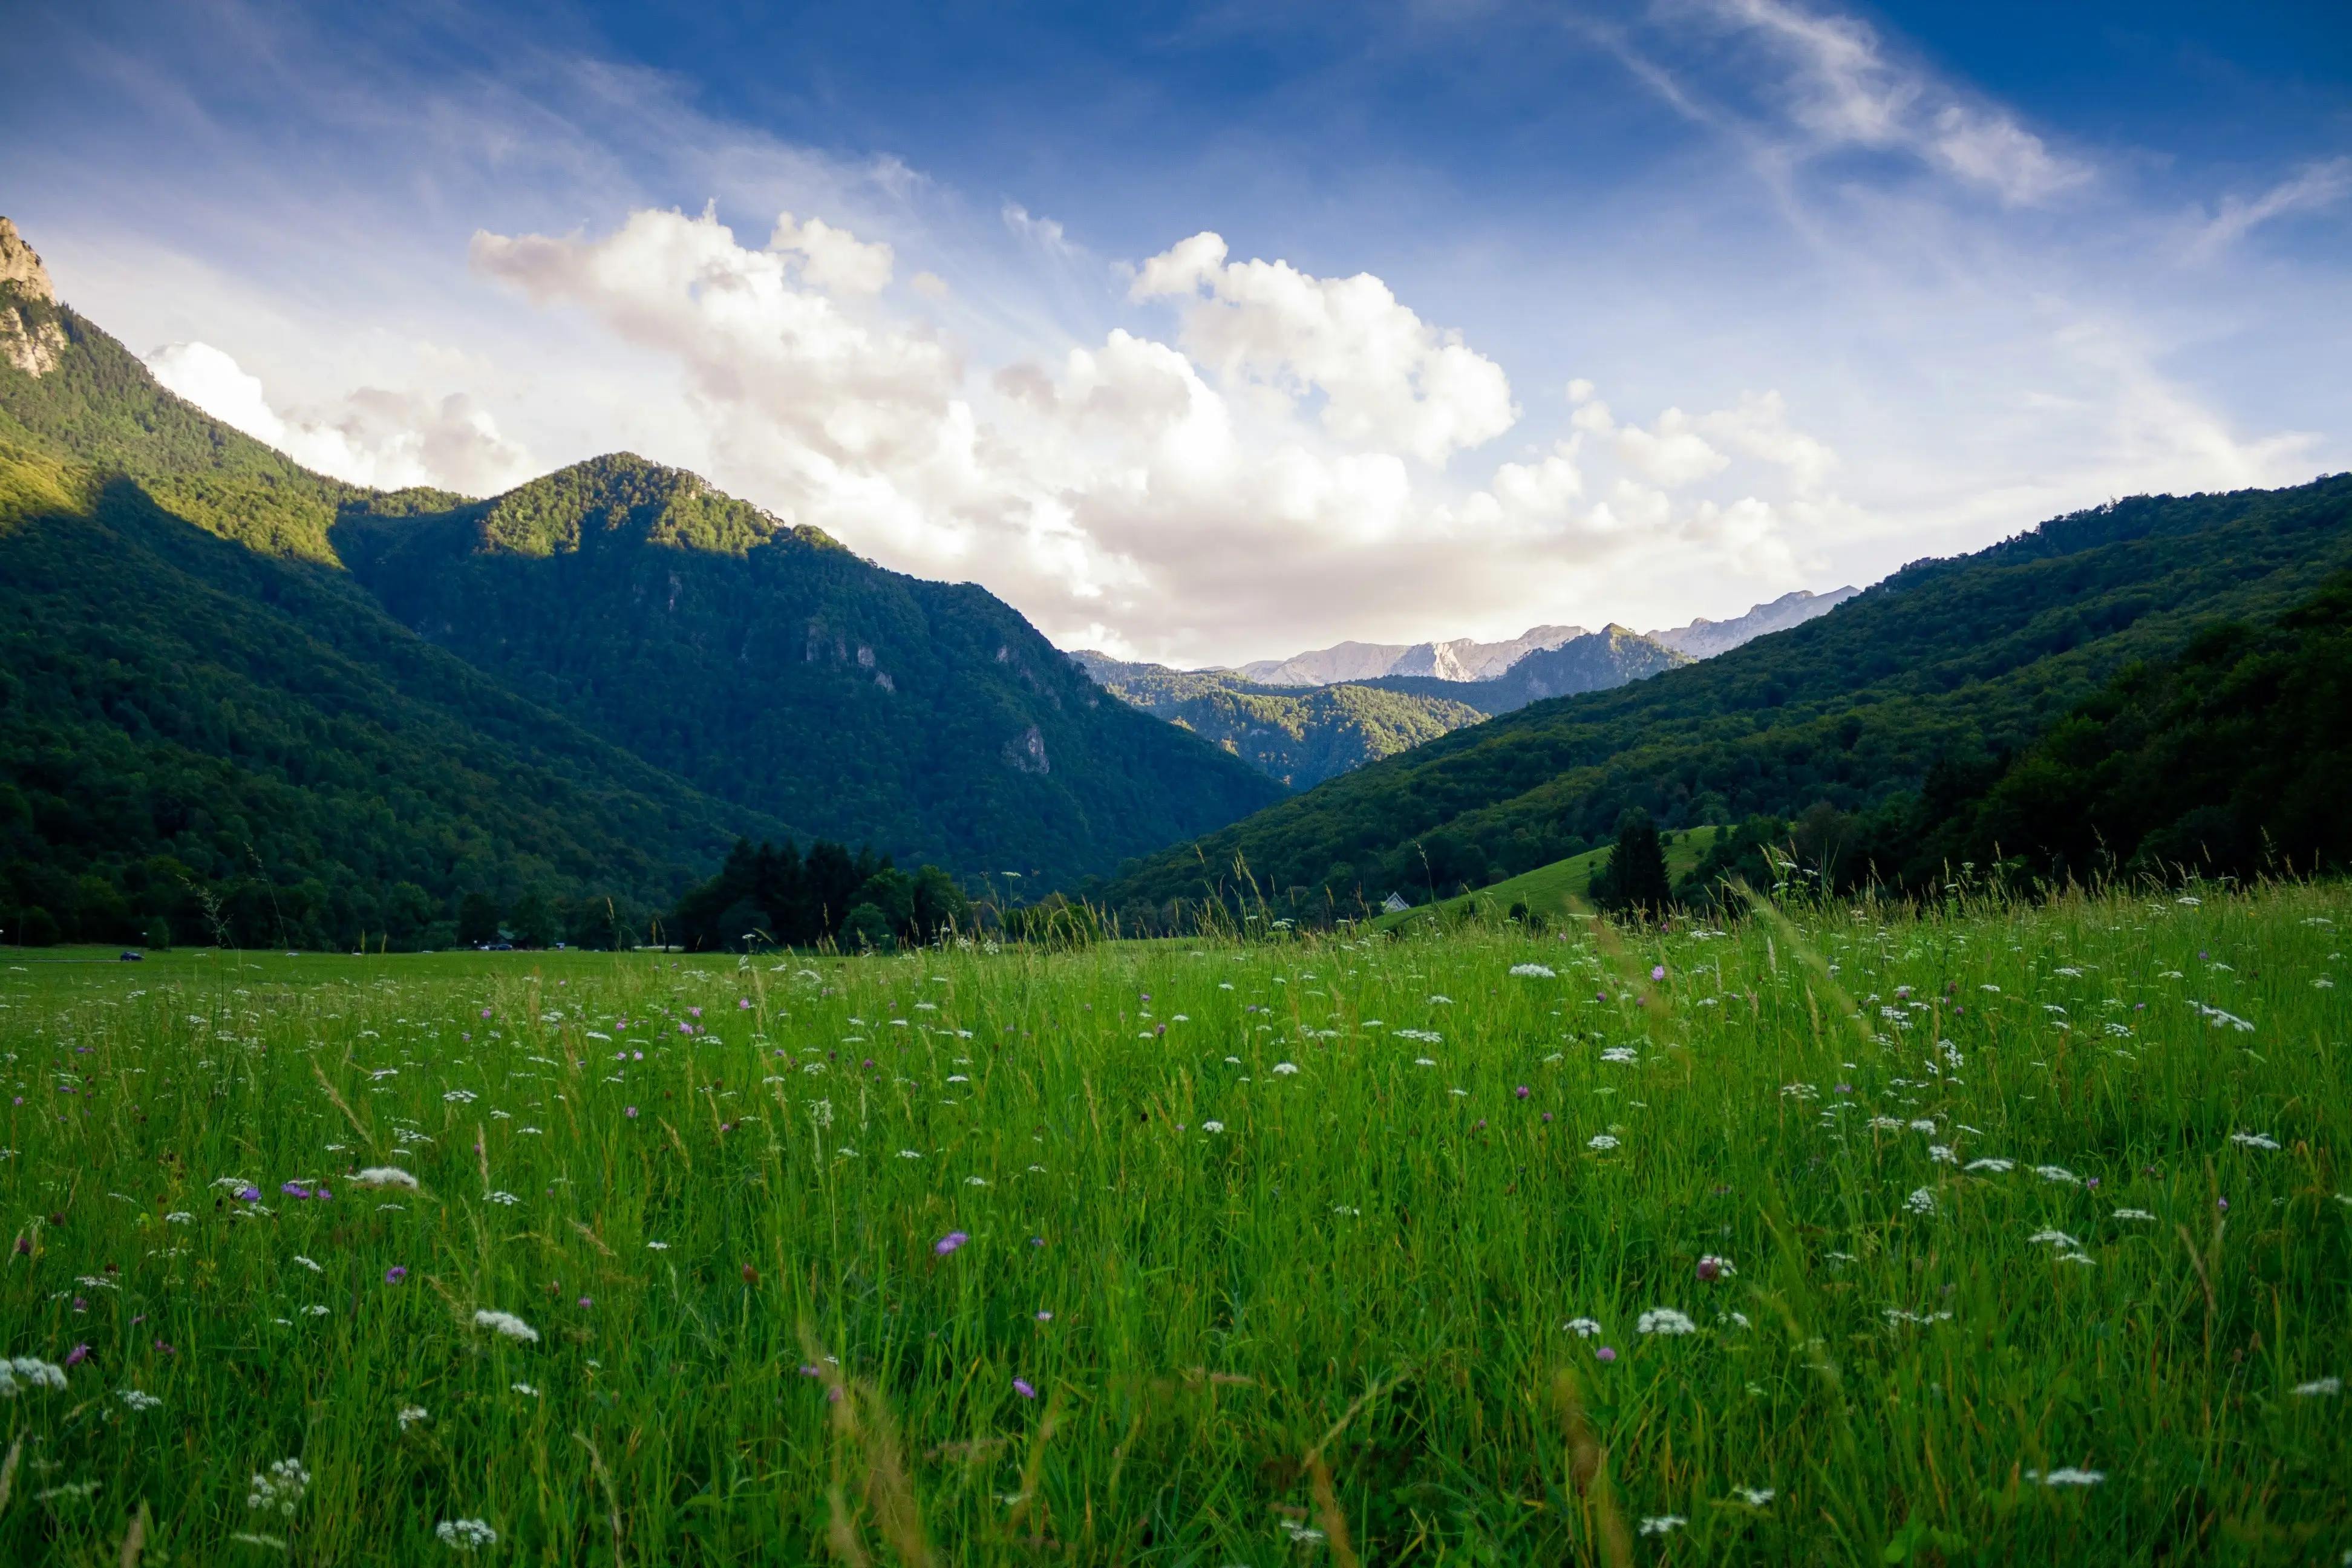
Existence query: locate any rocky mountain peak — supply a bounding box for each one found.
[0,218,57,304]
[0,218,67,378]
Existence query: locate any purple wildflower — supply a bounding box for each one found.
[237,1186,261,1203]
[481,1008,491,1019]
[1515,1085,1530,1099]
[935,1230,970,1256]
[1595,1346,1617,1363]
[626,1106,639,1119]
[385,1266,408,1284]
[65,1344,90,1367]
[577,1296,593,1310]
[1651,965,1667,982]
[1542,1112,1553,1123]
[281,1182,310,1199]
[1013,1377,1038,1399]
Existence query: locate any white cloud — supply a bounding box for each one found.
[1700,391,1837,492]
[1702,0,2088,204]
[2188,158,2352,260]
[1131,232,1518,466]
[769,212,893,295]
[145,339,532,494]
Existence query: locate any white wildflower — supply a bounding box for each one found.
[442,1089,477,1103]
[2230,1132,2281,1151]
[1564,1317,1602,1338]
[646,1241,670,1250]
[1272,1062,1299,1076]
[1869,1116,1904,1131]
[165,1210,194,1223]
[1426,995,1452,1005]
[511,1382,538,1396]
[472,1309,539,1344]
[1637,1307,1696,1335]
[2027,1230,2082,1248]
[1509,964,1557,979]
[398,1405,429,1430]
[1905,1189,1936,1215]
[1965,1157,2014,1174]
[1600,1047,1639,1063]
[1638,1515,1687,1535]
[1907,1119,1936,1132]
[2029,1468,2104,1486]
[117,1387,161,1410]
[247,1457,310,1517]
[2112,1208,2155,1221]
[1927,1145,1956,1164]
[1201,1121,1224,1133]
[2035,1165,2080,1185]
[0,1357,67,1396]
[437,1518,498,1553]
[292,1255,322,1273]
[1588,1134,1620,1151]
[485,1191,520,1206]
[351,1168,419,1189]
[1736,1487,1775,1506]
[2292,1377,2341,1396]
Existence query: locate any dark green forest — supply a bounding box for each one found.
[1099,475,2352,915]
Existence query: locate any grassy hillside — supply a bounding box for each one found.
[1100,475,2352,910]
[1370,825,1725,932]
[336,457,1282,885]
[1069,652,1488,786]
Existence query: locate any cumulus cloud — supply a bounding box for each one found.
[769,212,893,295]
[145,340,532,494]
[1566,396,1731,489]
[1131,232,1518,466]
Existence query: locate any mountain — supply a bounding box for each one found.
[1067,652,1488,788]
[1096,475,2352,913]
[1361,625,1692,714]
[1647,587,1859,658]
[335,457,1281,884]
[1231,624,1586,685]
[0,218,1279,942]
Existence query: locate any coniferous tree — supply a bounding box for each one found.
[1592,808,1671,918]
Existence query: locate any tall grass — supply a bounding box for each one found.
[0,881,2345,1563]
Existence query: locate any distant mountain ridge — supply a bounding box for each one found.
[1067,652,1487,788]
[1230,624,1586,685]
[1363,625,1693,712]
[1647,587,1858,657]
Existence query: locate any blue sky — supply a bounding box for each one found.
[5,0,2348,665]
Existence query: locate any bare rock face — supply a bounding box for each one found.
[0,217,67,377]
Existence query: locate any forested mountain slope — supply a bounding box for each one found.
[335,457,1280,884]
[1068,652,1487,787]
[1098,475,2352,907]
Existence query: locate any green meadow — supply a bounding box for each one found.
[0,883,2347,1564]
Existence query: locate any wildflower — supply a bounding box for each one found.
[647,1241,670,1250]
[1697,1255,1734,1282]
[2036,1166,2079,1185]
[1965,1157,2014,1174]
[2028,1468,2104,1486]
[279,1182,312,1199]
[935,1231,970,1256]
[485,1191,520,1206]
[2218,1197,2230,1212]
[437,1519,499,1553]
[1515,1084,1529,1099]
[294,1255,324,1273]
[2230,1132,2281,1151]
[2027,1229,2082,1249]
[1595,1346,1616,1362]
[2112,1208,2155,1221]
[1639,1515,1687,1535]
[1510,964,1557,979]
[2292,1377,2341,1396]
[1587,1134,1619,1151]
[1564,1317,1602,1338]
[1013,1377,1037,1399]
[237,1186,263,1203]
[398,1405,429,1430]
[165,1211,192,1224]
[1637,1307,1696,1335]
[0,1357,68,1395]
[64,1344,89,1368]
[511,1382,538,1396]
[1271,1062,1299,1076]
[577,1296,593,1309]
[1202,1120,1224,1133]
[1036,1310,1053,1322]
[247,1458,310,1517]
[472,1309,540,1344]
[1905,1189,1936,1215]
[384,1266,408,1285]
[625,1106,639,1119]
[1735,1487,1775,1506]
[1928,1145,1956,1164]
[352,1168,419,1190]
[1601,1047,1639,1063]
[117,1387,161,1410]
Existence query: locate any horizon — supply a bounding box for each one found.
[4,1,2347,668]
